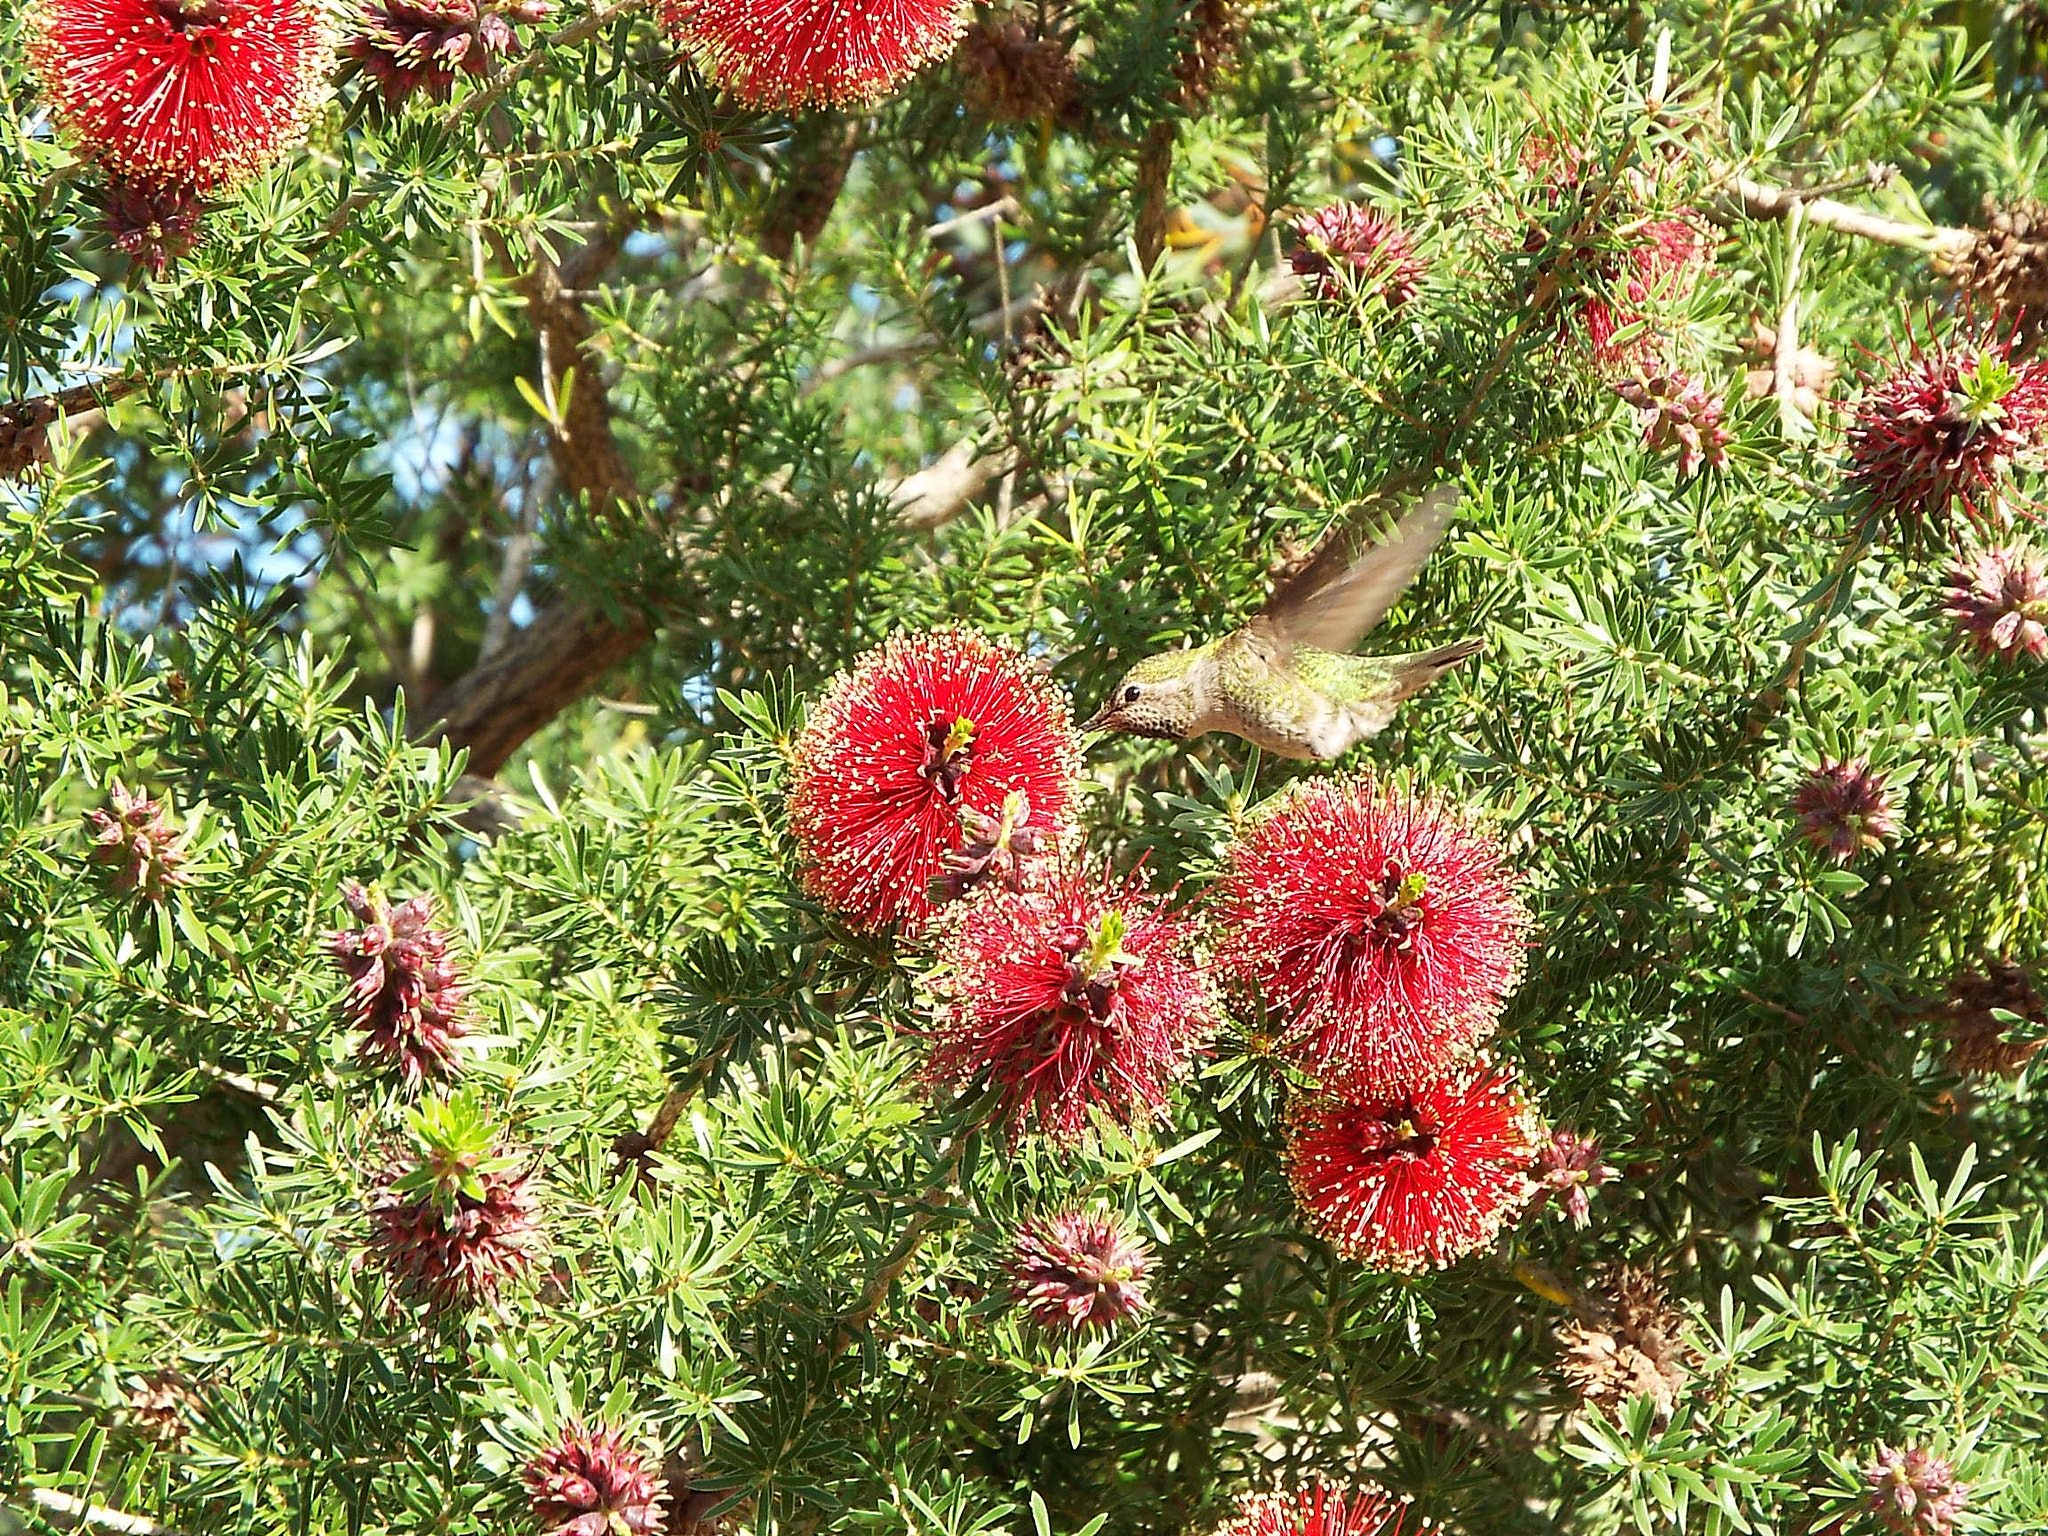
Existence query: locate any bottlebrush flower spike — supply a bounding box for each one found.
[328,881,469,1086]
[1284,1057,1541,1272]
[1789,757,1898,865]
[348,0,549,105]
[1289,202,1426,308]
[1518,139,1711,374]
[1533,1127,1616,1228]
[1613,371,1731,476]
[1578,218,1709,372]
[1942,543,2048,664]
[1553,1266,1699,1425]
[1864,1445,1968,1536]
[1939,960,2046,1077]
[956,16,1077,124]
[1010,1210,1152,1331]
[523,1421,669,1536]
[98,178,208,276]
[787,628,1080,933]
[1846,330,2048,551]
[927,865,1213,1140]
[661,0,966,110]
[368,1092,543,1311]
[24,0,336,194]
[1213,774,1531,1094]
[84,782,192,901]
[1211,1480,1440,1536]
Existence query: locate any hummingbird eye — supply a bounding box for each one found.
[1122,685,1142,703]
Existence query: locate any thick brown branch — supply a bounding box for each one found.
[419,599,652,776]
[416,224,646,776]
[0,382,132,480]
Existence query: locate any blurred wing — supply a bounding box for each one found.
[1252,481,1463,652]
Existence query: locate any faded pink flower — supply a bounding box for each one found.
[99,178,206,275]
[1790,758,1898,864]
[349,0,549,104]
[1846,330,2048,552]
[84,782,191,900]
[1864,1445,1967,1535]
[1289,202,1427,308]
[1534,1128,1616,1228]
[1010,1210,1152,1331]
[522,1420,668,1536]
[1943,544,2048,664]
[1614,371,1731,476]
[328,881,468,1086]
[369,1158,542,1311]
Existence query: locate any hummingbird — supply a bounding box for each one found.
[1080,481,1481,760]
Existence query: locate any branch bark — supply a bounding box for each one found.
[1710,170,1974,258]
[415,222,649,777]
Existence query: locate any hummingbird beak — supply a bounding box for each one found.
[1079,703,1118,734]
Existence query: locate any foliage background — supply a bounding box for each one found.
[7,0,2048,1532]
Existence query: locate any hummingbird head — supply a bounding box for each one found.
[1081,651,1201,741]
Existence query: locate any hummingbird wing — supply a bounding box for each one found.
[1250,480,1463,654]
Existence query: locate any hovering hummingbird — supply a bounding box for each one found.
[1081,482,1481,760]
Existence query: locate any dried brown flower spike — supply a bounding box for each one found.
[1553,1266,1700,1424]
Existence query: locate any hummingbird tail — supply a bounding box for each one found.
[1416,636,1485,670]
[1389,636,1485,700]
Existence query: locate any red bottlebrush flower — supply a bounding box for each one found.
[661,0,965,110]
[1864,1445,1968,1536]
[1010,1210,1152,1331]
[1613,370,1731,476]
[1289,202,1427,308]
[1943,543,2048,664]
[1789,758,1898,865]
[787,629,1080,933]
[370,1157,542,1311]
[1517,141,1711,374]
[1284,1058,1541,1272]
[327,881,469,1087]
[24,0,335,194]
[1212,775,1531,1094]
[1577,217,1709,372]
[1211,1480,1438,1536]
[1533,1127,1616,1229]
[98,178,208,275]
[523,1421,669,1536]
[927,865,1213,1140]
[84,782,192,901]
[348,0,548,105]
[1846,332,2048,551]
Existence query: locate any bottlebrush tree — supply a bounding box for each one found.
[8,2,2048,1535]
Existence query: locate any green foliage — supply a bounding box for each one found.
[8,1,2048,1534]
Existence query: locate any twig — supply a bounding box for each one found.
[1713,172,1973,258]
[925,198,1020,240]
[24,1487,191,1536]
[889,440,1024,531]
[436,0,656,132]
[1772,200,1810,439]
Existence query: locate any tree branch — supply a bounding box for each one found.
[1710,169,1974,257]
[24,1487,191,1536]
[415,222,649,776]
